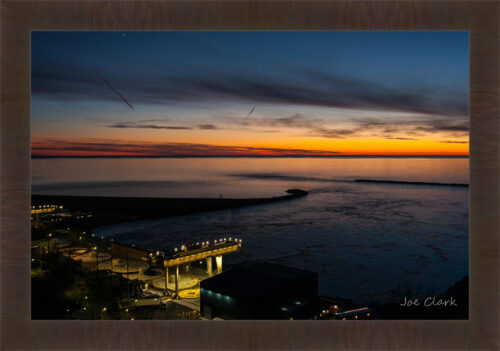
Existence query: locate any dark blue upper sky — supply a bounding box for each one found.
[32,31,468,91]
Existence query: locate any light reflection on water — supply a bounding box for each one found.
[32,157,469,303]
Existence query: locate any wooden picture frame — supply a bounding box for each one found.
[1,1,498,349]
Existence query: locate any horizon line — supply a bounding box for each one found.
[31,154,470,159]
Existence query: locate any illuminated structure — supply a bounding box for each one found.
[200,262,318,320]
[334,307,371,320]
[31,205,59,228]
[163,238,242,297]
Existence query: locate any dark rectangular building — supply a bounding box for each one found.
[200,262,318,320]
[111,242,152,261]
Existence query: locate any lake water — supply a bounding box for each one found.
[32,157,469,303]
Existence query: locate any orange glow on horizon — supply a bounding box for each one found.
[31,136,469,157]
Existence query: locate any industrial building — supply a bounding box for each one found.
[200,262,318,320]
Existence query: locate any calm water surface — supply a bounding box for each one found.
[32,157,469,303]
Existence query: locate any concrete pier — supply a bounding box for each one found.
[216,255,222,274]
[175,265,180,297]
[164,267,169,290]
[206,257,213,277]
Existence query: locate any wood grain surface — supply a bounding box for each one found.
[1,0,498,349]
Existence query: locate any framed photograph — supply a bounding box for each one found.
[1,1,498,349]
[30,30,470,321]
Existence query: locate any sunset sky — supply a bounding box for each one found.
[31,31,469,157]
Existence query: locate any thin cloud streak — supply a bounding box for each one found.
[31,138,340,157]
[198,124,218,130]
[108,123,192,130]
[96,70,134,109]
[386,137,418,141]
[245,105,256,120]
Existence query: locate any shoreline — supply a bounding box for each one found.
[32,189,308,228]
